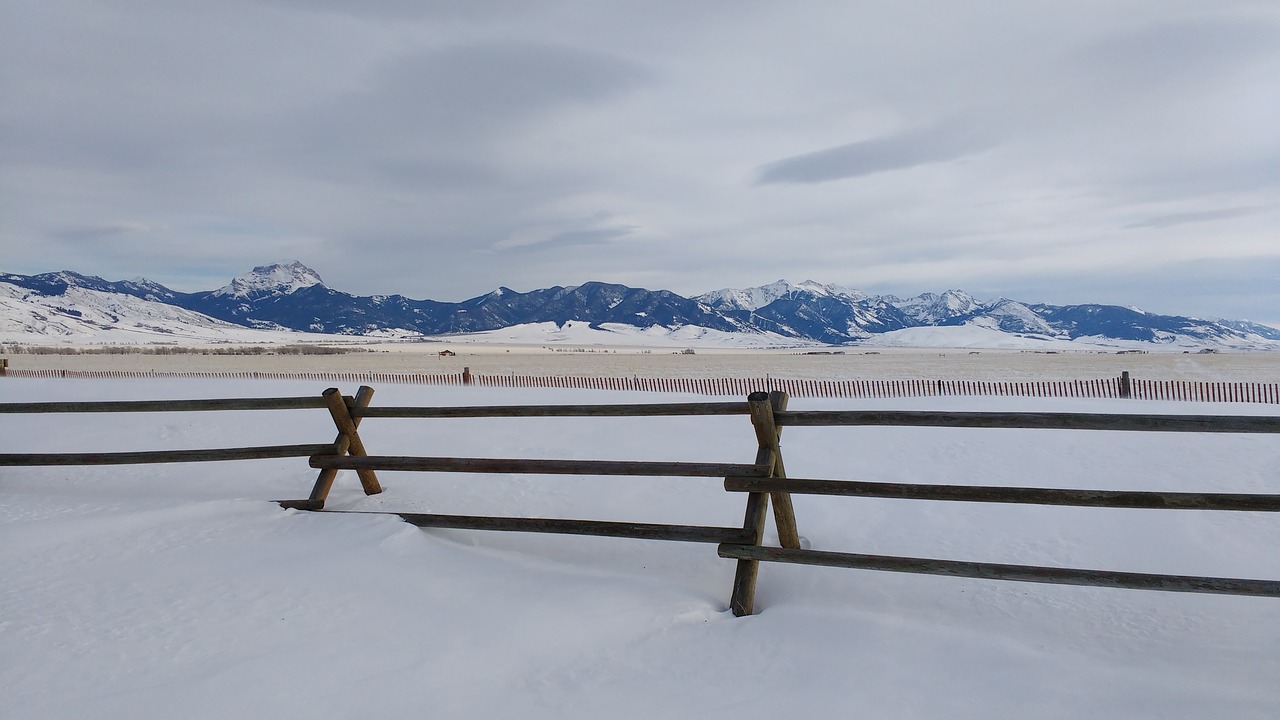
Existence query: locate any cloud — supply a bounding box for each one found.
[53,222,155,243]
[297,42,652,146]
[265,40,654,197]
[756,121,996,185]
[1124,206,1263,230]
[3,1,1279,321]
[493,222,636,252]
[1078,16,1280,97]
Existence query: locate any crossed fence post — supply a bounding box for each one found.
[728,390,798,616]
[281,386,382,510]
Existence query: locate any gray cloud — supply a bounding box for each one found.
[2,0,1278,322]
[1124,206,1263,230]
[53,222,155,243]
[757,122,996,185]
[1078,16,1279,96]
[367,42,652,131]
[501,226,636,254]
[266,42,652,196]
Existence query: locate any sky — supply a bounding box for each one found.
[2,1,1278,325]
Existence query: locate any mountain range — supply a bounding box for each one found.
[2,261,1278,348]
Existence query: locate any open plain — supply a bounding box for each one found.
[5,344,1277,384]
[3,377,1278,719]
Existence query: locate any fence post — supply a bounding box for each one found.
[760,391,799,550]
[462,367,473,385]
[301,385,377,507]
[322,387,382,496]
[729,391,799,616]
[0,358,7,376]
[1120,371,1132,399]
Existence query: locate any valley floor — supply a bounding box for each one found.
[4,344,1277,383]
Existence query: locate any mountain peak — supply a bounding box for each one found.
[211,261,324,299]
[698,279,867,312]
[893,289,983,324]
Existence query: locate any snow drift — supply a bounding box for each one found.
[2,378,1278,719]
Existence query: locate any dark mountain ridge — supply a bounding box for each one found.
[3,263,1277,346]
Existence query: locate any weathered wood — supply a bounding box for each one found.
[772,410,1280,434]
[312,510,753,544]
[768,390,799,549]
[323,387,382,496]
[729,489,770,616]
[748,391,800,550]
[308,385,376,505]
[0,443,338,466]
[277,498,325,511]
[724,477,1280,511]
[717,544,1280,597]
[356,402,750,419]
[308,454,772,478]
[730,391,776,616]
[0,396,330,414]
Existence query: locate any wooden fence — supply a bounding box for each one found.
[3,365,1278,403]
[3,387,1278,614]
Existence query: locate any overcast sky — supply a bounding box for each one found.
[2,1,1278,325]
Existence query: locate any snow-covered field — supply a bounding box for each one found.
[3,378,1278,719]
[7,344,1277,383]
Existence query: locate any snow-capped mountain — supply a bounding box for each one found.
[893,290,983,325]
[698,279,866,312]
[210,261,324,299]
[2,262,1278,348]
[0,275,287,343]
[972,299,1060,336]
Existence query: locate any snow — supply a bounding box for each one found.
[893,289,982,324]
[210,261,324,299]
[859,324,1064,349]
[0,281,344,346]
[698,279,867,311]
[442,320,819,349]
[2,377,1278,719]
[0,282,306,344]
[5,268,1278,350]
[983,299,1061,335]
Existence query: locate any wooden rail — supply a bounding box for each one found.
[309,455,771,478]
[0,395,343,468]
[773,410,1280,433]
[295,391,1280,614]
[715,404,1279,610]
[357,401,751,418]
[316,511,755,544]
[294,389,1274,607]
[724,477,1280,511]
[1,386,1276,615]
[0,396,328,413]
[2,444,338,466]
[0,387,394,534]
[716,545,1280,597]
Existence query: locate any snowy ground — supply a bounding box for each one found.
[2,378,1278,719]
[7,344,1278,384]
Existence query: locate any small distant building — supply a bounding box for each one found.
[438,350,456,357]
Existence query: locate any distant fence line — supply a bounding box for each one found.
[3,365,1277,403]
